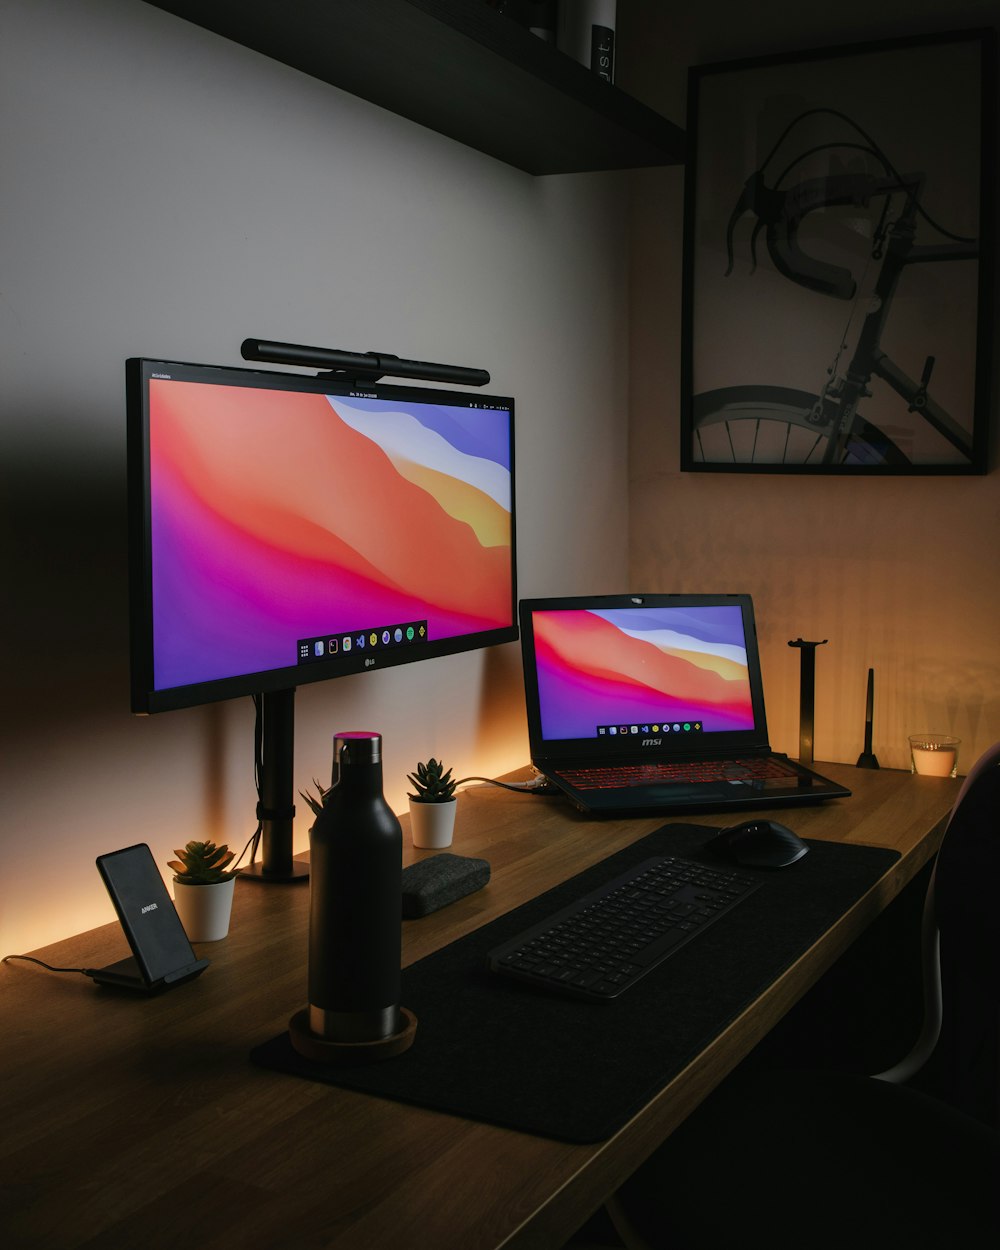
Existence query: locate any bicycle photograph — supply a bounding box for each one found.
[680,30,994,473]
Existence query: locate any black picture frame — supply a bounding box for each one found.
[680,29,996,474]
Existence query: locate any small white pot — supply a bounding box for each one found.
[409,798,457,849]
[173,876,236,942]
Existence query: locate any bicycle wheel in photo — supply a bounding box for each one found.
[691,385,909,467]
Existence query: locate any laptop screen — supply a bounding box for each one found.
[520,594,769,757]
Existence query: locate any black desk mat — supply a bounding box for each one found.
[251,823,899,1143]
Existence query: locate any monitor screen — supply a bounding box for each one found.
[127,358,517,713]
[529,603,755,742]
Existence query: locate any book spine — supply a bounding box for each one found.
[557,1,617,82]
[590,21,614,82]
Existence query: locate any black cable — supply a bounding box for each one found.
[2,954,91,977]
[239,693,265,869]
[231,825,262,872]
[760,107,976,243]
[455,776,557,795]
[772,140,888,189]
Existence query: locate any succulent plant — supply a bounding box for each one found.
[407,758,458,803]
[301,779,330,819]
[168,840,236,884]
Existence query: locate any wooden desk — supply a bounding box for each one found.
[2,765,958,1249]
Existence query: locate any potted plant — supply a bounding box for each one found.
[406,758,459,849]
[168,840,237,942]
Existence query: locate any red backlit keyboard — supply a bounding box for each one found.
[559,757,798,790]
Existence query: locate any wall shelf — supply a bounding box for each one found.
[147,0,685,174]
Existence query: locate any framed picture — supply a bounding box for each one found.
[680,29,995,473]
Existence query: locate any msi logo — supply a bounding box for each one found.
[642,738,662,747]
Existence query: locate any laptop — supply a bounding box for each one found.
[520,593,851,816]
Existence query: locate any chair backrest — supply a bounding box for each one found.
[945,739,1000,825]
[873,741,1000,1096]
[932,749,1000,1126]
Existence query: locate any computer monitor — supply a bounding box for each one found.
[126,356,517,877]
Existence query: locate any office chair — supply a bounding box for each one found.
[606,744,1000,1250]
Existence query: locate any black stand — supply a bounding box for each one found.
[241,688,309,883]
[856,668,880,769]
[788,638,827,766]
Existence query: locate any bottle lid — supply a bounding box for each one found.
[333,731,382,768]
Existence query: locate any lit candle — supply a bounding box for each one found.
[909,736,959,778]
[912,747,955,776]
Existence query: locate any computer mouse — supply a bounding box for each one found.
[705,819,809,869]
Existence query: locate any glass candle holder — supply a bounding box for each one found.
[908,734,960,778]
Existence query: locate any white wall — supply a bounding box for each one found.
[0,0,631,954]
[620,0,1000,772]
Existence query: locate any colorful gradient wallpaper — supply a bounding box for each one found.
[148,379,513,692]
[531,606,755,740]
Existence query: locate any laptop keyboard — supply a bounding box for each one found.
[488,855,760,1001]
[559,756,798,789]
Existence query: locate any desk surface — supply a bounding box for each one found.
[2,764,958,1250]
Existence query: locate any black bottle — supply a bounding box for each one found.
[307,731,403,1042]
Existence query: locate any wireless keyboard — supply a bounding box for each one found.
[488,855,760,1001]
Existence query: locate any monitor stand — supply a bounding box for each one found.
[241,688,309,883]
